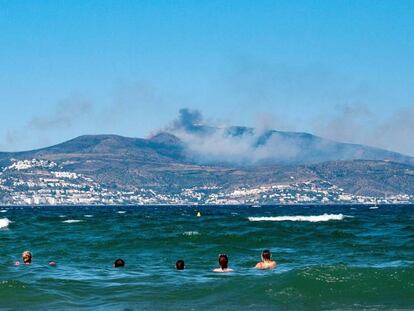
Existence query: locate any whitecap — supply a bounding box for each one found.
[59,215,66,218]
[369,206,379,210]
[117,211,126,214]
[183,231,200,236]
[0,209,7,213]
[84,214,93,218]
[248,213,349,222]
[62,219,84,223]
[0,218,11,228]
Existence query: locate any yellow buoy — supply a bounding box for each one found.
[196,212,201,217]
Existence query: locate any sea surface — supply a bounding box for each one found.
[1,205,413,310]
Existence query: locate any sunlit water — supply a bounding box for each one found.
[1,205,413,310]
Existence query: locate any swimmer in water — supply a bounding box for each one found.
[16,250,32,266]
[22,250,32,264]
[255,249,277,269]
[15,251,56,266]
[176,260,185,270]
[114,258,125,268]
[213,254,233,272]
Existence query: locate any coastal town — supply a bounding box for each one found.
[0,158,412,205]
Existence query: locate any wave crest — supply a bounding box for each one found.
[248,213,348,222]
[62,219,84,223]
[0,218,11,228]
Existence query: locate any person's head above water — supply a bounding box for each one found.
[218,254,229,269]
[261,249,272,261]
[22,251,32,264]
[114,258,125,268]
[176,260,185,270]
[213,254,233,272]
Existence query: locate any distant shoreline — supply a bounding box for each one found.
[1,203,414,207]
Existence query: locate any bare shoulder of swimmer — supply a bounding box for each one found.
[213,268,233,272]
[269,260,277,268]
[255,262,264,269]
[265,261,277,269]
[255,260,277,269]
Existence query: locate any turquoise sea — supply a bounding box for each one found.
[1,205,413,310]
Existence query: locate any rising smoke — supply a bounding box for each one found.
[162,108,301,165]
[158,107,414,165]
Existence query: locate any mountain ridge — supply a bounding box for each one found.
[0,129,413,204]
[1,127,413,166]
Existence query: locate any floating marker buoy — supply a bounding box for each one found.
[196,212,201,217]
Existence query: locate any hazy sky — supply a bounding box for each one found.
[0,0,413,155]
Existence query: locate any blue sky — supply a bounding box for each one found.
[0,0,413,155]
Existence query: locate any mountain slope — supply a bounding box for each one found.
[172,125,414,165]
[1,128,413,167]
[0,132,413,204]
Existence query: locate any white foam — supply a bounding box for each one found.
[248,213,348,222]
[62,219,84,223]
[0,209,7,213]
[117,211,126,214]
[84,214,93,218]
[0,218,11,228]
[183,231,200,236]
[369,206,379,210]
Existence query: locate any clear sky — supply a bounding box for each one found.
[0,0,413,155]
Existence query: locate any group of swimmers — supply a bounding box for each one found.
[208,250,277,272]
[15,250,277,272]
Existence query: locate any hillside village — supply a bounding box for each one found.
[0,158,412,205]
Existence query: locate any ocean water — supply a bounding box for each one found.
[1,205,413,310]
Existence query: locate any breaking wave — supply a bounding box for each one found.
[248,213,349,222]
[62,219,84,223]
[0,218,11,228]
[183,231,200,236]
